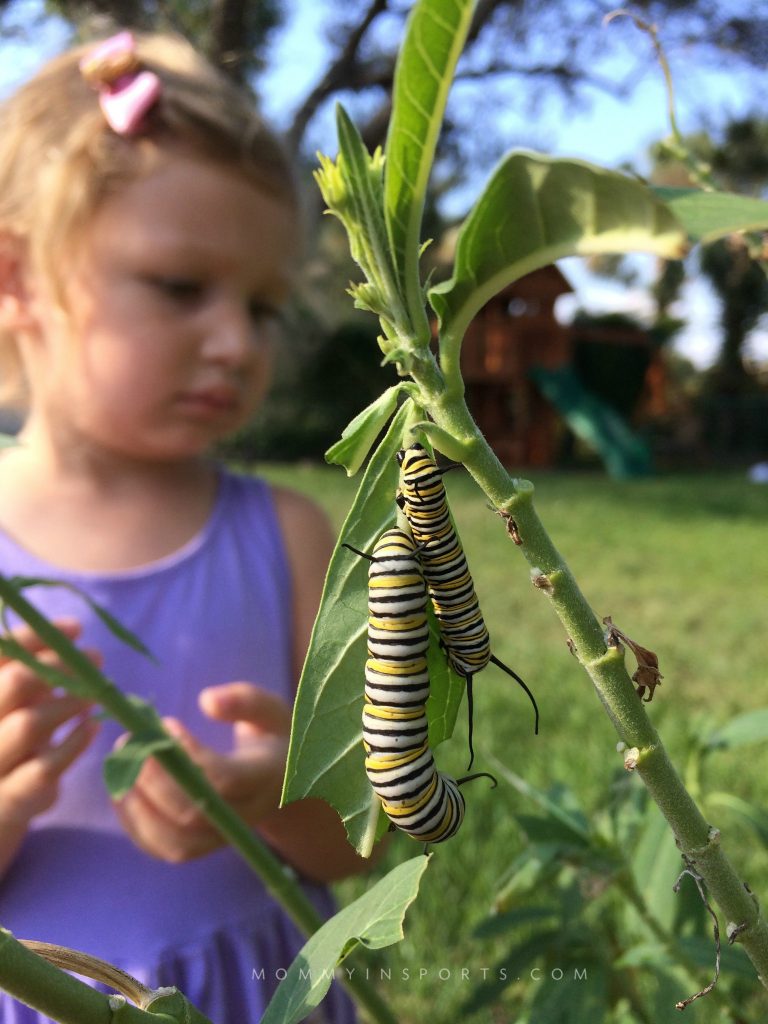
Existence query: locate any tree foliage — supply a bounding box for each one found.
[652,115,768,389]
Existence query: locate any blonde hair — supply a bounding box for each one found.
[0,32,298,407]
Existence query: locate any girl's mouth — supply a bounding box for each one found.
[176,387,240,416]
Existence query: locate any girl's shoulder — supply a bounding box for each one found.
[220,468,334,560]
[265,482,335,579]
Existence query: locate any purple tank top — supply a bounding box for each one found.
[0,469,354,1024]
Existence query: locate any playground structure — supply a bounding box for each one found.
[459,266,666,477]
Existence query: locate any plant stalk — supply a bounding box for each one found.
[418,389,768,989]
[0,930,176,1024]
[0,579,397,1024]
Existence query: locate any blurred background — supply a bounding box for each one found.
[4,5,768,1022]
[3,0,768,475]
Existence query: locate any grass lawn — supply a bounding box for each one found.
[260,463,768,1024]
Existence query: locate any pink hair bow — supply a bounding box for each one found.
[80,31,161,136]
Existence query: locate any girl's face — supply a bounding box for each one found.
[23,153,298,461]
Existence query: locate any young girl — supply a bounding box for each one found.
[0,31,365,1024]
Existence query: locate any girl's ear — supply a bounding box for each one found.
[0,234,38,332]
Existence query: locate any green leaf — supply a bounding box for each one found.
[706,792,768,845]
[515,814,591,850]
[705,707,768,751]
[282,399,421,856]
[425,602,464,748]
[474,906,558,939]
[629,800,682,933]
[103,731,176,799]
[384,0,476,339]
[334,106,401,318]
[484,755,591,841]
[413,435,466,751]
[261,856,428,1024]
[461,929,560,1013]
[528,960,609,1023]
[325,384,408,476]
[615,942,668,969]
[678,935,754,979]
[492,848,561,910]
[9,577,154,659]
[429,151,688,344]
[653,187,768,244]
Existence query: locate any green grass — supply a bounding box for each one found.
[259,463,768,1024]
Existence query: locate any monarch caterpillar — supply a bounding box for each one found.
[396,443,539,764]
[348,527,492,844]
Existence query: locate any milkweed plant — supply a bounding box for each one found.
[284,0,768,1007]
[3,1,768,1022]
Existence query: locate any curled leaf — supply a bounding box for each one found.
[603,616,663,701]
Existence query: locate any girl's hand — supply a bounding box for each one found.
[0,619,99,830]
[113,681,292,863]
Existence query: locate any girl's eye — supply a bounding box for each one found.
[150,277,205,303]
[248,300,282,328]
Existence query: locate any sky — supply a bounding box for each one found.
[2,0,765,367]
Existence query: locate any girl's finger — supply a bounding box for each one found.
[0,619,82,670]
[199,682,292,735]
[0,662,53,718]
[0,695,94,776]
[0,715,99,821]
[115,784,219,862]
[43,714,100,772]
[0,645,101,719]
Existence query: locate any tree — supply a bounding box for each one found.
[3,0,768,172]
[651,116,768,385]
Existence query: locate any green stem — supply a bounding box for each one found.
[0,929,182,1024]
[0,579,397,1024]
[418,389,768,990]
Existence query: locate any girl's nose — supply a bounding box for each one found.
[201,298,261,365]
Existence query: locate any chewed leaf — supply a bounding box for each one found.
[653,187,768,244]
[283,399,421,857]
[261,856,429,1024]
[104,731,176,798]
[429,151,687,345]
[384,0,475,339]
[325,384,409,476]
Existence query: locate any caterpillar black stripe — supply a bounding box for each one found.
[396,444,539,763]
